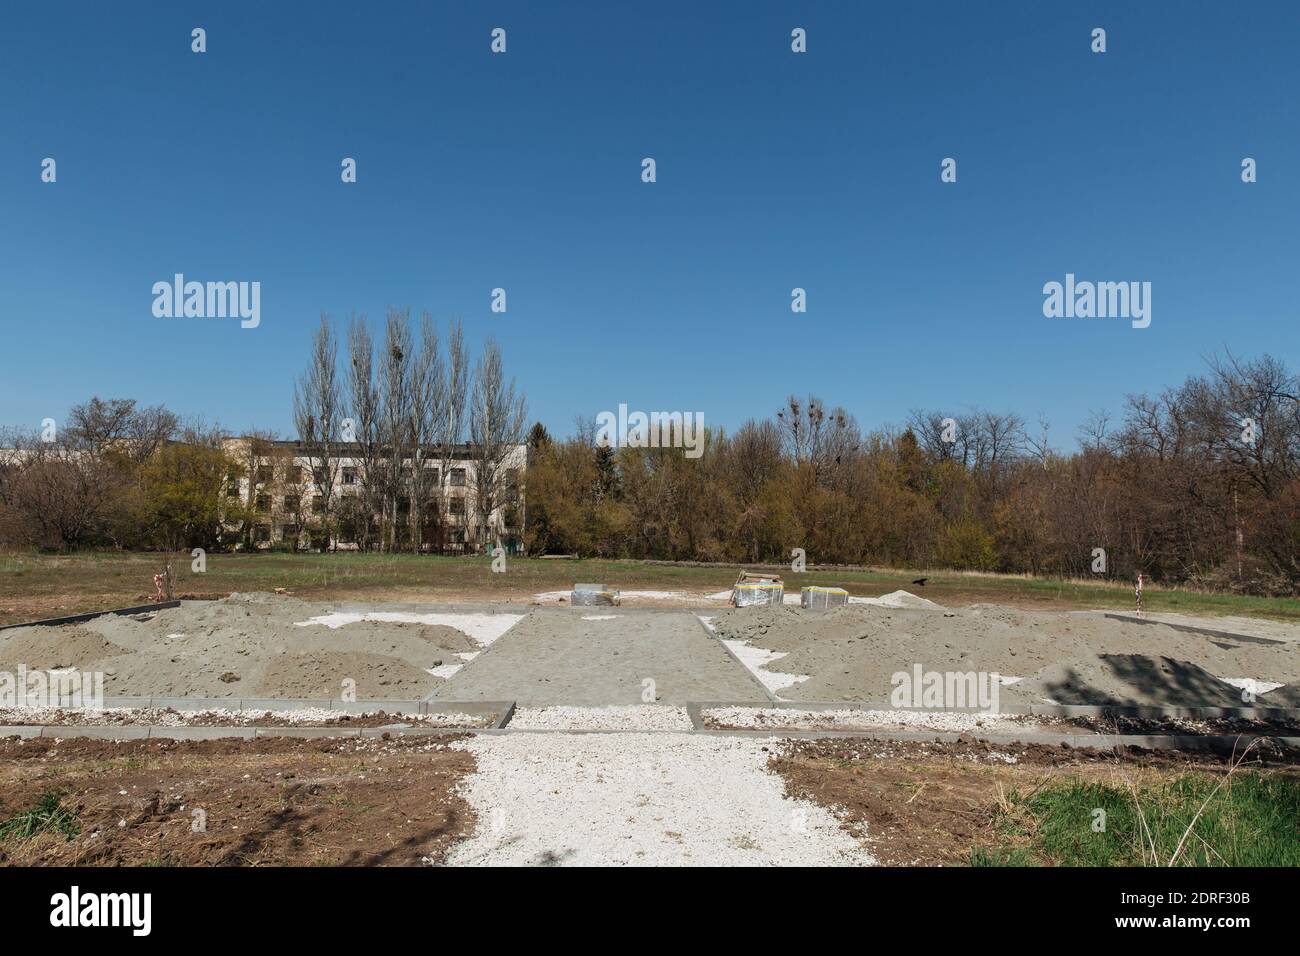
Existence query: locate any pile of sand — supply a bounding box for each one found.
[0,625,129,670]
[0,593,495,699]
[708,603,1300,708]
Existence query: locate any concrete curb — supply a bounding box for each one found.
[0,601,182,632]
[2,722,1296,754]
[1101,612,1288,646]
[687,698,1300,722]
[95,696,512,723]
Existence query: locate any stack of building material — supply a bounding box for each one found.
[731,569,784,608]
[800,586,849,611]
[733,582,784,607]
[571,583,621,606]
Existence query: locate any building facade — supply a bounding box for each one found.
[220,438,527,554]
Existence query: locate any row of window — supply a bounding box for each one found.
[239,465,472,488]
[246,494,469,515]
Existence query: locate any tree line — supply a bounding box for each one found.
[523,353,1299,596]
[0,311,527,554]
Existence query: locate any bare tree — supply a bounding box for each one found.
[434,319,469,550]
[379,309,414,551]
[293,314,344,551]
[408,312,445,552]
[347,314,382,551]
[468,336,527,551]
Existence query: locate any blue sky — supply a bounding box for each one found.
[2,1,1297,448]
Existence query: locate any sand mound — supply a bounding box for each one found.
[709,602,1300,707]
[1017,655,1246,707]
[0,626,130,670]
[857,590,942,610]
[3,592,491,699]
[255,653,436,699]
[1261,682,1300,707]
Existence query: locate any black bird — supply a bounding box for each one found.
[911,577,928,587]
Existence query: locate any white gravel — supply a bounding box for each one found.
[508,705,693,731]
[701,707,1044,733]
[445,732,876,866]
[294,611,523,646]
[721,640,810,695]
[0,706,486,727]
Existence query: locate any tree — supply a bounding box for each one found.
[293,314,345,551]
[468,336,527,551]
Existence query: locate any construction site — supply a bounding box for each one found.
[1,572,1296,869]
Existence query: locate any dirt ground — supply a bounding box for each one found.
[769,738,1300,866]
[709,603,1300,708]
[0,735,475,866]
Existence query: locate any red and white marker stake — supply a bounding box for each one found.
[1135,573,1144,618]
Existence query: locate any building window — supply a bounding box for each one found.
[426,464,440,485]
[255,494,270,513]
[282,524,299,541]
[312,495,325,514]
[256,465,273,484]
[448,497,466,516]
[287,465,303,483]
[342,467,357,485]
[225,476,240,498]
[283,495,300,512]
[449,467,466,487]
[255,524,271,543]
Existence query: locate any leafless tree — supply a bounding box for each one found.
[407,312,444,552]
[293,314,345,550]
[379,309,414,551]
[468,336,527,550]
[435,319,469,549]
[347,314,382,551]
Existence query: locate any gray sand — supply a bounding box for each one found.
[431,608,770,705]
[0,593,486,699]
[709,603,1300,707]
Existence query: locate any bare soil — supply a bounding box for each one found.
[0,735,475,866]
[769,737,1300,866]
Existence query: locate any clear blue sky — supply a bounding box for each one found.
[2,1,1297,448]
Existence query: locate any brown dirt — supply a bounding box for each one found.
[768,737,1300,866]
[0,735,476,866]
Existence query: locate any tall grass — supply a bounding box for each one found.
[973,767,1300,866]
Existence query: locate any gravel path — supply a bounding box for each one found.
[701,706,1044,733]
[508,705,694,731]
[445,731,875,866]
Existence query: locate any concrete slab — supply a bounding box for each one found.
[429,608,770,706]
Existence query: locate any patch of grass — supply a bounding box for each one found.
[0,791,81,841]
[974,771,1300,866]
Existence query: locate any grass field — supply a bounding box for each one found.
[973,769,1300,867]
[2,549,1299,628]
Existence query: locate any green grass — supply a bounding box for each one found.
[1,548,1297,627]
[973,771,1300,866]
[0,791,81,842]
